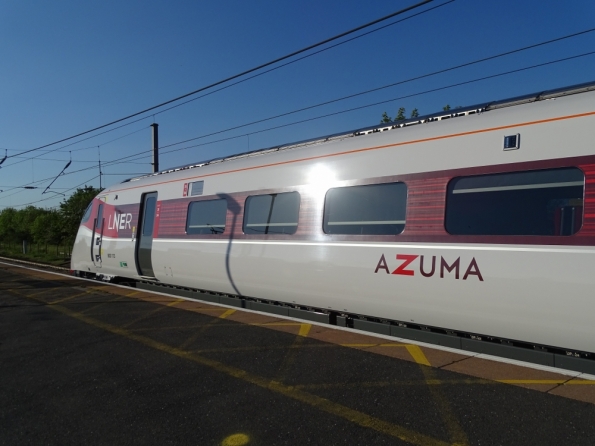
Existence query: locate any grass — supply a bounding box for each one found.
[0,243,72,267]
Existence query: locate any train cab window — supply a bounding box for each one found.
[243,192,300,235]
[95,204,103,229]
[81,202,93,224]
[186,199,227,234]
[445,167,585,236]
[323,182,407,235]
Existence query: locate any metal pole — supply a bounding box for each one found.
[98,146,102,189]
[151,123,159,173]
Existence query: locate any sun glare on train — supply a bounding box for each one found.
[306,164,336,198]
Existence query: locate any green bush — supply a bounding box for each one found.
[0,186,101,265]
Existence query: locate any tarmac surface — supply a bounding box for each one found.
[2,261,595,445]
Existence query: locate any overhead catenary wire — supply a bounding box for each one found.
[101,173,153,176]
[1,2,455,172]
[9,0,436,159]
[4,5,595,214]
[73,44,595,170]
[1,47,594,201]
[146,0,456,120]
[3,175,101,209]
[41,156,72,195]
[25,51,595,188]
[0,123,151,171]
[0,186,70,189]
[9,1,588,176]
[10,157,99,163]
[10,21,561,194]
[113,50,595,163]
[0,1,455,175]
[158,27,595,151]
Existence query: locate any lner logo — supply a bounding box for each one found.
[374,254,483,281]
[107,212,133,232]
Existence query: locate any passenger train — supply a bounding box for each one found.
[71,81,595,364]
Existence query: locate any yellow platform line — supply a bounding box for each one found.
[341,343,377,348]
[79,295,124,314]
[295,378,484,391]
[21,280,72,303]
[49,291,91,305]
[219,309,236,319]
[40,301,448,446]
[492,379,595,386]
[406,345,467,445]
[28,288,60,297]
[121,299,182,328]
[191,308,234,312]
[257,322,302,326]
[420,365,469,446]
[178,313,227,349]
[271,325,311,385]
[341,343,409,348]
[298,324,311,337]
[406,345,432,367]
[88,285,113,293]
[498,379,565,385]
[0,286,31,291]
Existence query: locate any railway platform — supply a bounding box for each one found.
[2,260,595,445]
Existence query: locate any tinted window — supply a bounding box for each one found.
[445,167,584,236]
[323,182,407,235]
[142,197,157,236]
[186,199,227,234]
[243,192,300,235]
[81,202,93,224]
[95,204,103,229]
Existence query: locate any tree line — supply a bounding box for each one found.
[380,105,455,124]
[0,186,100,253]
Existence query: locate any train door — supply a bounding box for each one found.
[91,202,104,268]
[135,192,158,278]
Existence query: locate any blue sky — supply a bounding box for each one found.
[1,0,594,209]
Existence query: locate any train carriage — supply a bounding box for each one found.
[71,81,595,360]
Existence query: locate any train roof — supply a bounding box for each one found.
[121,80,595,184]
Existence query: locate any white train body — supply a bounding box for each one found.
[72,83,595,355]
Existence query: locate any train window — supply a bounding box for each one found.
[445,167,585,236]
[243,192,300,235]
[186,199,227,234]
[142,197,157,236]
[81,202,93,224]
[95,204,103,229]
[323,182,407,235]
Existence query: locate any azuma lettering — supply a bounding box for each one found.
[374,254,483,281]
[391,254,418,276]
